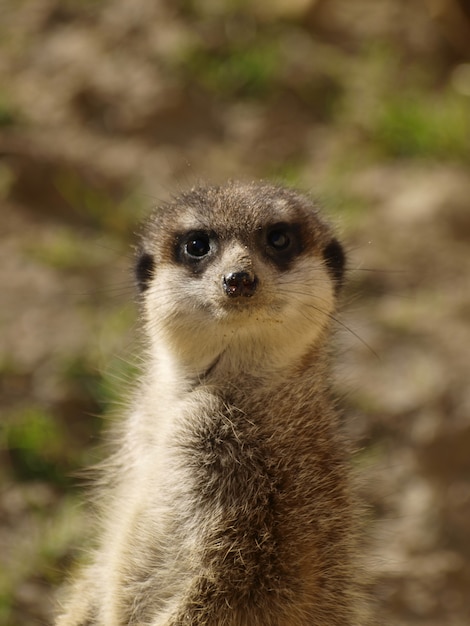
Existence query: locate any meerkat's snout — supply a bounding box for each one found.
[223,270,258,298]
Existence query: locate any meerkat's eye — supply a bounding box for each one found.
[267,228,291,251]
[184,232,211,258]
[263,223,302,269]
[175,230,216,269]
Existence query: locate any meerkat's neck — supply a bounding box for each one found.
[146,320,333,396]
[136,328,335,465]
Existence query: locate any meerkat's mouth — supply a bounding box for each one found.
[215,297,267,321]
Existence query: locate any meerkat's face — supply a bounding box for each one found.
[136,183,345,375]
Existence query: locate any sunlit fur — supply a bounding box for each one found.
[56,182,366,626]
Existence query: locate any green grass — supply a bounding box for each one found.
[0,164,14,200]
[182,38,280,98]
[2,407,70,485]
[25,228,106,271]
[374,91,470,161]
[54,171,144,236]
[263,158,304,187]
[0,92,18,127]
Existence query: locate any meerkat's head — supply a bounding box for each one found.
[136,182,345,378]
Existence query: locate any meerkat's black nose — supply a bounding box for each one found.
[223,271,258,298]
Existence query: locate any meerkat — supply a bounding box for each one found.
[56,181,366,626]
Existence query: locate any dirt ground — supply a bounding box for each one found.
[1,1,470,625]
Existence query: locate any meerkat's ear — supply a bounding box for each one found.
[135,249,156,292]
[322,237,345,292]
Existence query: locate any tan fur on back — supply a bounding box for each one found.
[56,182,368,626]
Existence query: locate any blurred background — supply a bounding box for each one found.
[1,1,470,624]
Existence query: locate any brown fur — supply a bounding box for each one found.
[56,182,366,626]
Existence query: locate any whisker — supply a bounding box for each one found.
[347,268,406,275]
[327,313,379,359]
[275,286,379,359]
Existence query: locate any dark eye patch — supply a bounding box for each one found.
[264,222,302,270]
